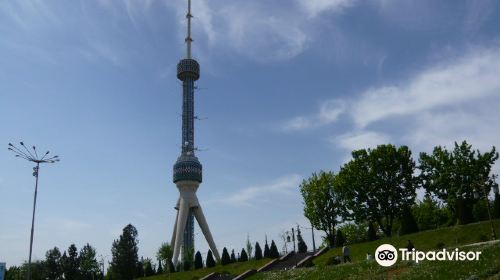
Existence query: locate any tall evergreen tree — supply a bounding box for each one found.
[269,240,279,259]
[230,249,236,263]
[254,242,263,260]
[194,251,203,269]
[136,258,144,278]
[239,249,248,262]
[144,259,154,277]
[62,244,81,280]
[246,235,253,260]
[264,241,270,258]
[296,227,308,253]
[335,229,345,247]
[80,243,100,280]
[110,224,139,280]
[156,259,163,274]
[221,247,231,265]
[206,250,216,268]
[45,247,63,280]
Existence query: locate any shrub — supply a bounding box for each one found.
[240,249,248,262]
[335,229,345,247]
[269,240,280,259]
[221,248,230,265]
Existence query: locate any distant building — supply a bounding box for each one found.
[0,262,6,280]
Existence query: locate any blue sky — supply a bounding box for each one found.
[2,0,500,267]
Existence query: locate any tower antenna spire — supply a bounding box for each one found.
[186,0,193,59]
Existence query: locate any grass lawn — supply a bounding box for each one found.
[249,219,500,280]
[136,258,271,280]
[139,220,500,280]
[249,242,500,280]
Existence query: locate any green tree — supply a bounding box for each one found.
[156,259,163,274]
[419,141,498,224]
[246,235,253,260]
[6,266,22,280]
[335,229,345,247]
[168,259,176,273]
[263,241,270,258]
[230,249,236,263]
[45,247,62,280]
[80,243,100,280]
[205,250,216,268]
[182,248,194,271]
[336,144,417,237]
[367,222,377,241]
[269,240,279,259]
[194,251,203,269]
[143,258,154,277]
[156,243,173,273]
[412,195,453,230]
[399,207,419,235]
[221,247,231,265]
[300,171,347,246]
[296,227,307,253]
[495,193,500,219]
[110,224,139,280]
[254,242,263,260]
[62,244,81,280]
[239,249,248,262]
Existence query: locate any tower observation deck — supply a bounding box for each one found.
[170,0,220,266]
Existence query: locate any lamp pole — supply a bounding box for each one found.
[8,142,60,280]
[473,176,498,241]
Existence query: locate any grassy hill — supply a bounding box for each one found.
[251,219,500,280]
[140,220,500,280]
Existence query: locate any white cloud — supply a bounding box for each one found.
[351,47,500,127]
[283,99,346,131]
[297,0,357,18]
[225,174,302,206]
[334,131,390,151]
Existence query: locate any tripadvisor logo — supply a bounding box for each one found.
[375,244,482,267]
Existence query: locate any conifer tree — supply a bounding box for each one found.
[194,251,203,269]
[264,241,270,258]
[206,250,216,268]
[221,247,231,265]
[230,249,236,263]
[239,249,248,262]
[296,227,308,253]
[254,242,263,260]
[269,240,280,259]
[157,259,163,274]
[110,224,139,280]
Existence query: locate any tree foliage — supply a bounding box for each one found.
[246,235,253,260]
[296,227,308,253]
[263,241,270,258]
[239,249,248,262]
[221,247,231,265]
[194,251,203,269]
[110,224,139,280]
[254,242,263,260]
[335,229,345,247]
[336,144,417,236]
[206,250,216,268]
[143,258,155,277]
[300,171,346,246]
[269,240,279,259]
[230,249,237,263]
[45,247,62,280]
[80,243,100,280]
[62,244,81,280]
[419,141,498,224]
[412,195,453,230]
[399,207,419,235]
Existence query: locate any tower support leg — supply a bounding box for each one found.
[193,205,220,261]
[172,198,190,265]
[171,210,179,250]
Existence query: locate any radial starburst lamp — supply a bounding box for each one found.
[170,0,220,265]
[8,142,60,280]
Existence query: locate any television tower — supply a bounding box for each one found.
[170,0,220,265]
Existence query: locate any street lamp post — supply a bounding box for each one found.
[473,176,498,241]
[8,142,60,280]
